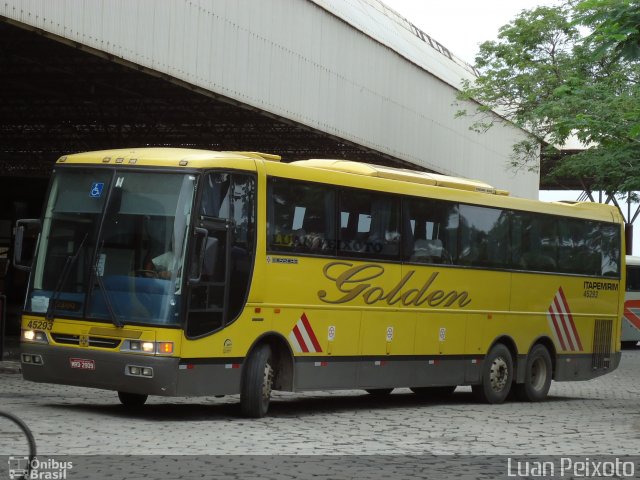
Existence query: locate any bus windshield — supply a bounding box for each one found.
[28,169,196,326]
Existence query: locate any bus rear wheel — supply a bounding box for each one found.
[240,344,274,418]
[117,391,148,407]
[514,344,552,402]
[472,343,513,404]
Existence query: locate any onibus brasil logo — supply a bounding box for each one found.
[3,410,73,480]
[8,457,73,480]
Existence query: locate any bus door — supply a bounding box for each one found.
[186,172,256,338]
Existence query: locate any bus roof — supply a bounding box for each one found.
[271,161,622,224]
[292,159,510,195]
[626,255,640,266]
[57,148,281,167]
[54,148,623,224]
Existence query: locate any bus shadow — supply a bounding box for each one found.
[266,391,583,417]
[45,390,585,421]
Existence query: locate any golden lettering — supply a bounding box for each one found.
[442,291,471,307]
[425,290,445,306]
[383,271,414,305]
[318,262,472,308]
[411,272,439,306]
[318,262,385,304]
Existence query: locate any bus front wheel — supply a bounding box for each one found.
[514,344,552,402]
[472,343,513,404]
[240,344,274,418]
[117,391,148,407]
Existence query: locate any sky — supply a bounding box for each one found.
[381,0,561,65]
[381,0,639,255]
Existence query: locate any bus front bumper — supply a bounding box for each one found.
[21,344,180,396]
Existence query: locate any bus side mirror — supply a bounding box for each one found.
[188,228,209,284]
[14,219,41,271]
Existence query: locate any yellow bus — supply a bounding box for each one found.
[16,148,624,417]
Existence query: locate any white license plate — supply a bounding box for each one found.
[69,358,95,370]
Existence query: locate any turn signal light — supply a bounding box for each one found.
[158,342,173,354]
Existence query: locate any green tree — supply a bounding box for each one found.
[577,0,640,61]
[457,0,640,195]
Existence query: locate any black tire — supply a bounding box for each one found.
[514,344,552,402]
[410,386,456,397]
[117,391,148,407]
[365,388,393,396]
[0,410,37,472]
[240,344,274,418]
[472,343,513,404]
[622,340,639,349]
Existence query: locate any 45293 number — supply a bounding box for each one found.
[27,319,53,331]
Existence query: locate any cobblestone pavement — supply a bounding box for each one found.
[0,351,639,459]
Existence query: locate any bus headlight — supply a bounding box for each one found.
[122,340,174,355]
[22,330,48,344]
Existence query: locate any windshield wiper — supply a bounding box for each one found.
[45,234,88,321]
[92,265,124,328]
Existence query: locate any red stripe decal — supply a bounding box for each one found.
[553,296,576,351]
[548,306,568,351]
[300,313,322,353]
[558,287,582,351]
[292,325,308,353]
[624,300,640,329]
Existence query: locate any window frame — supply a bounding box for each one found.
[265,175,622,279]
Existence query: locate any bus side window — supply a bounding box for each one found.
[458,204,509,268]
[267,178,335,255]
[558,219,601,275]
[403,197,457,265]
[627,266,640,291]
[338,190,400,259]
[512,213,558,272]
[599,224,620,277]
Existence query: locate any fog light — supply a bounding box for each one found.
[22,354,32,363]
[141,367,153,377]
[33,355,42,364]
[129,366,141,376]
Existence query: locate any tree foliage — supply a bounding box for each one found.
[457,0,640,194]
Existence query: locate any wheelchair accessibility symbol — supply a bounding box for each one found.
[90,182,104,198]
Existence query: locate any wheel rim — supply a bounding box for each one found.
[262,362,274,403]
[489,356,509,392]
[530,356,547,391]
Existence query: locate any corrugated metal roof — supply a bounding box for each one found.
[309,0,477,90]
[0,0,540,198]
